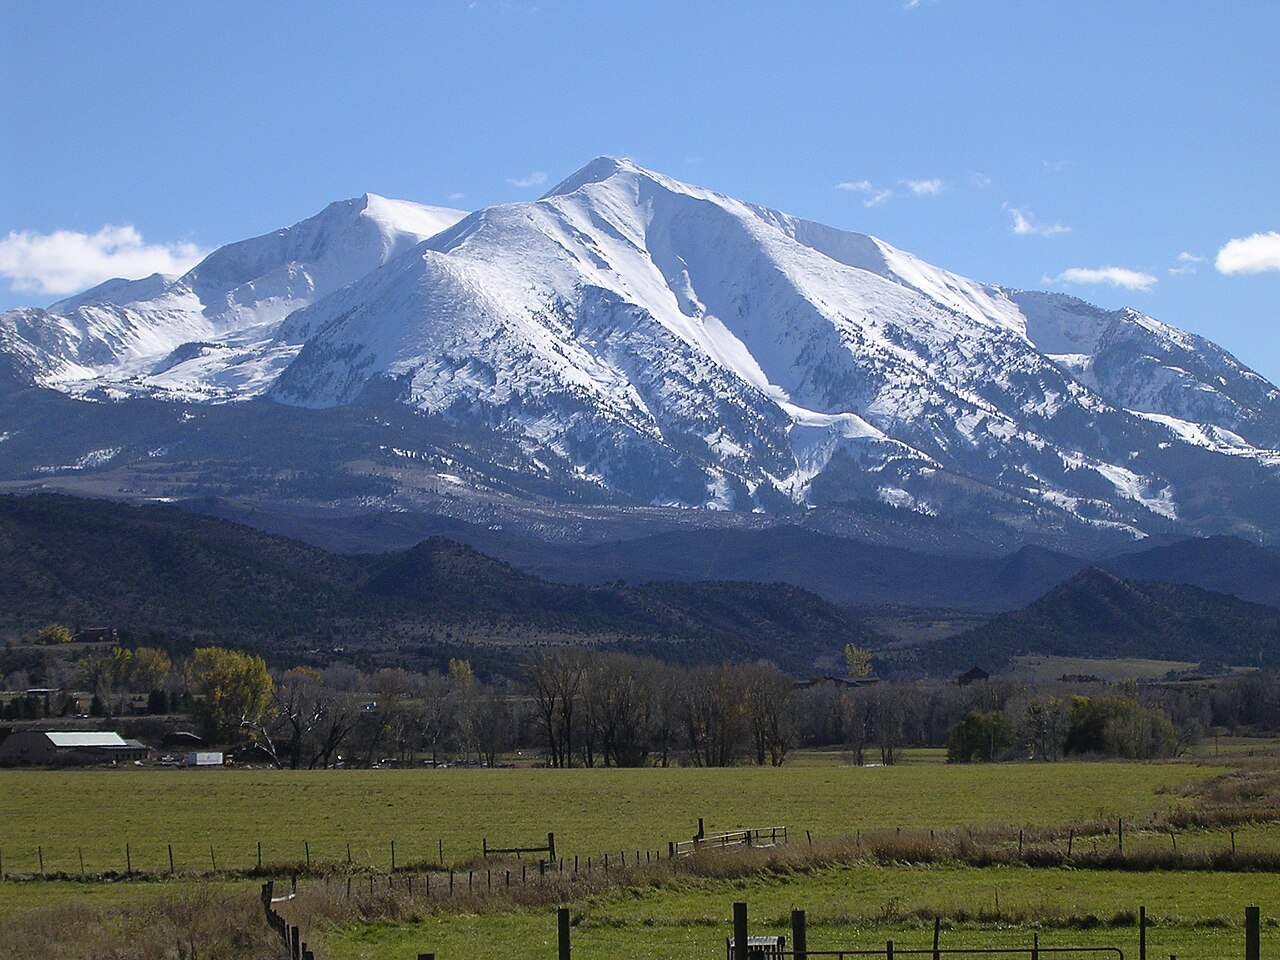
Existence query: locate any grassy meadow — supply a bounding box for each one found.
[0,759,1221,876]
[318,863,1271,960]
[0,753,1274,960]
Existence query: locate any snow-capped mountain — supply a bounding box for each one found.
[0,194,466,400]
[2,158,1279,545]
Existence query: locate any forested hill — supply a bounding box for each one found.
[0,494,880,675]
[930,567,1280,675]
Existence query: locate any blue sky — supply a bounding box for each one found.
[2,1,1278,379]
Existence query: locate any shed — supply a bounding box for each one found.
[163,731,207,749]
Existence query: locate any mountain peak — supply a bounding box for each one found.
[541,155,644,198]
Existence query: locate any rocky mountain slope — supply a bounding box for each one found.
[3,159,1278,548]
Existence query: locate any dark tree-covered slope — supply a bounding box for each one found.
[0,493,878,674]
[929,568,1280,675]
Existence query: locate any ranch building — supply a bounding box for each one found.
[0,730,149,766]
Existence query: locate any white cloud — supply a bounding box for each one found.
[902,178,944,196]
[836,180,894,207]
[507,171,548,189]
[1168,251,1205,276]
[0,225,207,297]
[447,192,466,202]
[969,172,992,189]
[1215,231,1280,275]
[1044,266,1157,292]
[1042,159,1071,172]
[1004,203,1070,237]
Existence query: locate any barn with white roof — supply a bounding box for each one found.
[0,730,149,765]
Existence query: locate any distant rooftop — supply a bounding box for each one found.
[45,732,129,748]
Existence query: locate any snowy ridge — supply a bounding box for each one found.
[0,194,466,400]
[2,158,1279,539]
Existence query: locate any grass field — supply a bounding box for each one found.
[317,862,1273,960]
[1008,655,1204,681]
[0,761,1222,877]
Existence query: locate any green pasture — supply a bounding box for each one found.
[1008,655,1200,681]
[0,762,1219,877]
[320,863,1275,960]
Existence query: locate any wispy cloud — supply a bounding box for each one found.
[1044,266,1157,292]
[969,172,992,189]
[902,178,944,196]
[1168,251,1205,276]
[1215,231,1280,275]
[0,225,207,297]
[1004,203,1070,237]
[507,171,548,189]
[447,192,466,202]
[836,180,894,207]
[1042,159,1071,173]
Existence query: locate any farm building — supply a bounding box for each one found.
[0,730,149,766]
[956,665,990,685]
[162,731,207,750]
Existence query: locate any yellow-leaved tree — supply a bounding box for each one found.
[844,644,873,679]
[186,647,274,745]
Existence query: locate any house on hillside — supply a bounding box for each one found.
[795,674,880,691]
[0,731,149,766]
[956,665,990,686]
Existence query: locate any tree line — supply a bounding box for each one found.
[4,640,1280,766]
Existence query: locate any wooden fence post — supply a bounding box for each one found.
[933,915,941,960]
[168,843,175,876]
[558,906,571,960]
[38,845,44,876]
[1245,905,1260,960]
[792,909,807,960]
[125,843,131,876]
[733,902,748,960]
[697,818,705,841]
[439,839,444,865]
[1139,905,1146,960]
[548,832,556,861]
[258,841,262,870]
[79,847,85,878]
[391,840,396,872]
